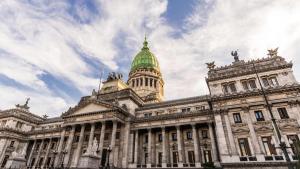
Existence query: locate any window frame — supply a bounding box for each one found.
[233,113,242,123]
[254,110,265,121]
[277,107,289,119]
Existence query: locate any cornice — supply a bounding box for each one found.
[133,109,214,123]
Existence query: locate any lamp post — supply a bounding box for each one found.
[106,146,112,169]
[252,63,293,168]
[60,149,67,169]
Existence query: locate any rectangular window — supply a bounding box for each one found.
[116,132,120,140]
[172,133,177,141]
[249,79,257,89]
[277,108,289,119]
[233,113,242,123]
[150,79,153,87]
[254,110,265,121]
[182,108,191,113]
[229,83,237,92]
[154,80,157,88]
[172,151,179,164]
[186,131,193,140]
[262,77,269,87]
[223,84,229,93]
[262,137,276,155]
[158,152,162,164]
[203,150,212,163]
[145,78,148,86]
[287,135,300,154]
[242,81,249,90]
[238,138,251,156]
[132,79,135,87]
[104,133,109,140]
[158,134,163,142]
[188,151,195,164]
[10,141,15,147]
[136,79,139,87]
[269,77,279,86]
[202,130,208,139]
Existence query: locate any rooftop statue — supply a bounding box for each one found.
[268,47,279,57]
[231,50,239,62]
[107,72,123,81]
[206,61,216,70]
[15,98,30,110]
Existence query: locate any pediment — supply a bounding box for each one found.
[72,103,110,115]
[63,100,115,117]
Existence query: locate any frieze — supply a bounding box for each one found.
[231,123,250,134]
[253,121,273,133]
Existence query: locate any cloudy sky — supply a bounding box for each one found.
[0,0,300,117]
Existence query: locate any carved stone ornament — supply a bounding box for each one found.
[267,47,279,57]
[231,50,239,62]
[206,61,215,70]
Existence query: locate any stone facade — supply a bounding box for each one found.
[0,45,299,169]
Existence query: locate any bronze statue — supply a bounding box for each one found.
[16,98,30,110]
[231,50,239,62]
[268,47,279,57]
[107,72,123,81]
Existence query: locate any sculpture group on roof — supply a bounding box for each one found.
[106,72,123,81]
[15,98,30,110]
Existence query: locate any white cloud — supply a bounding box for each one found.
[1,0,300,116]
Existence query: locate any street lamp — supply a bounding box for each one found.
[252,63,293,168]
[106,146,112,169]
[61,149,68,169]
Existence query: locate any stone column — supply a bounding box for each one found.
[42,138,52,168]
[208,123,220,166]
[98,121,106,164]
[20,142,29,157]
[147,128,152,168]
[176,125,184,167]
[33,139,44,168]
[162,127,167,168]
[243,108,264,161]
[27,140,36,166]
[134,130,139,166]
[192,124,201,167]
[54,127,66,167]
[64,125,75,166]
[110,120,117,166]
[86,123,95,154]
[122,122,131,168]
[72,124,85,167]
[224,114,238,155]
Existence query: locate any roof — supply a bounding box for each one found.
[207,56,292,82]
[130,37,160,72]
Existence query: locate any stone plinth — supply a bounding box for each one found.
[78,154,100,169]
[5,156,26,169]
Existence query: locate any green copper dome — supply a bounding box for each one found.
[130,37,160,72]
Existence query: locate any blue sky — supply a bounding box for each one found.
[1,0,300,116]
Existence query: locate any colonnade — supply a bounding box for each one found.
[27,120,120,168]
[132,123,219,168]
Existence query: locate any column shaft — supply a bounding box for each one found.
[208,123,219,163]
[134,130,139,165]
[42,139,52,168]
[162,127,167,167]
[176,126,184,167]
[72,124,85,167]
[110,121,117,166]
[147,129,152,167]
[192,124,201,167]
[27,140,36,166]
[64,125,75,166]
[54,128,66,167]
[98,121,106,163]
[33,139,44,168]
[87,123,95,154]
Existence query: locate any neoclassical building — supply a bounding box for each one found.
[0,39,299,169]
